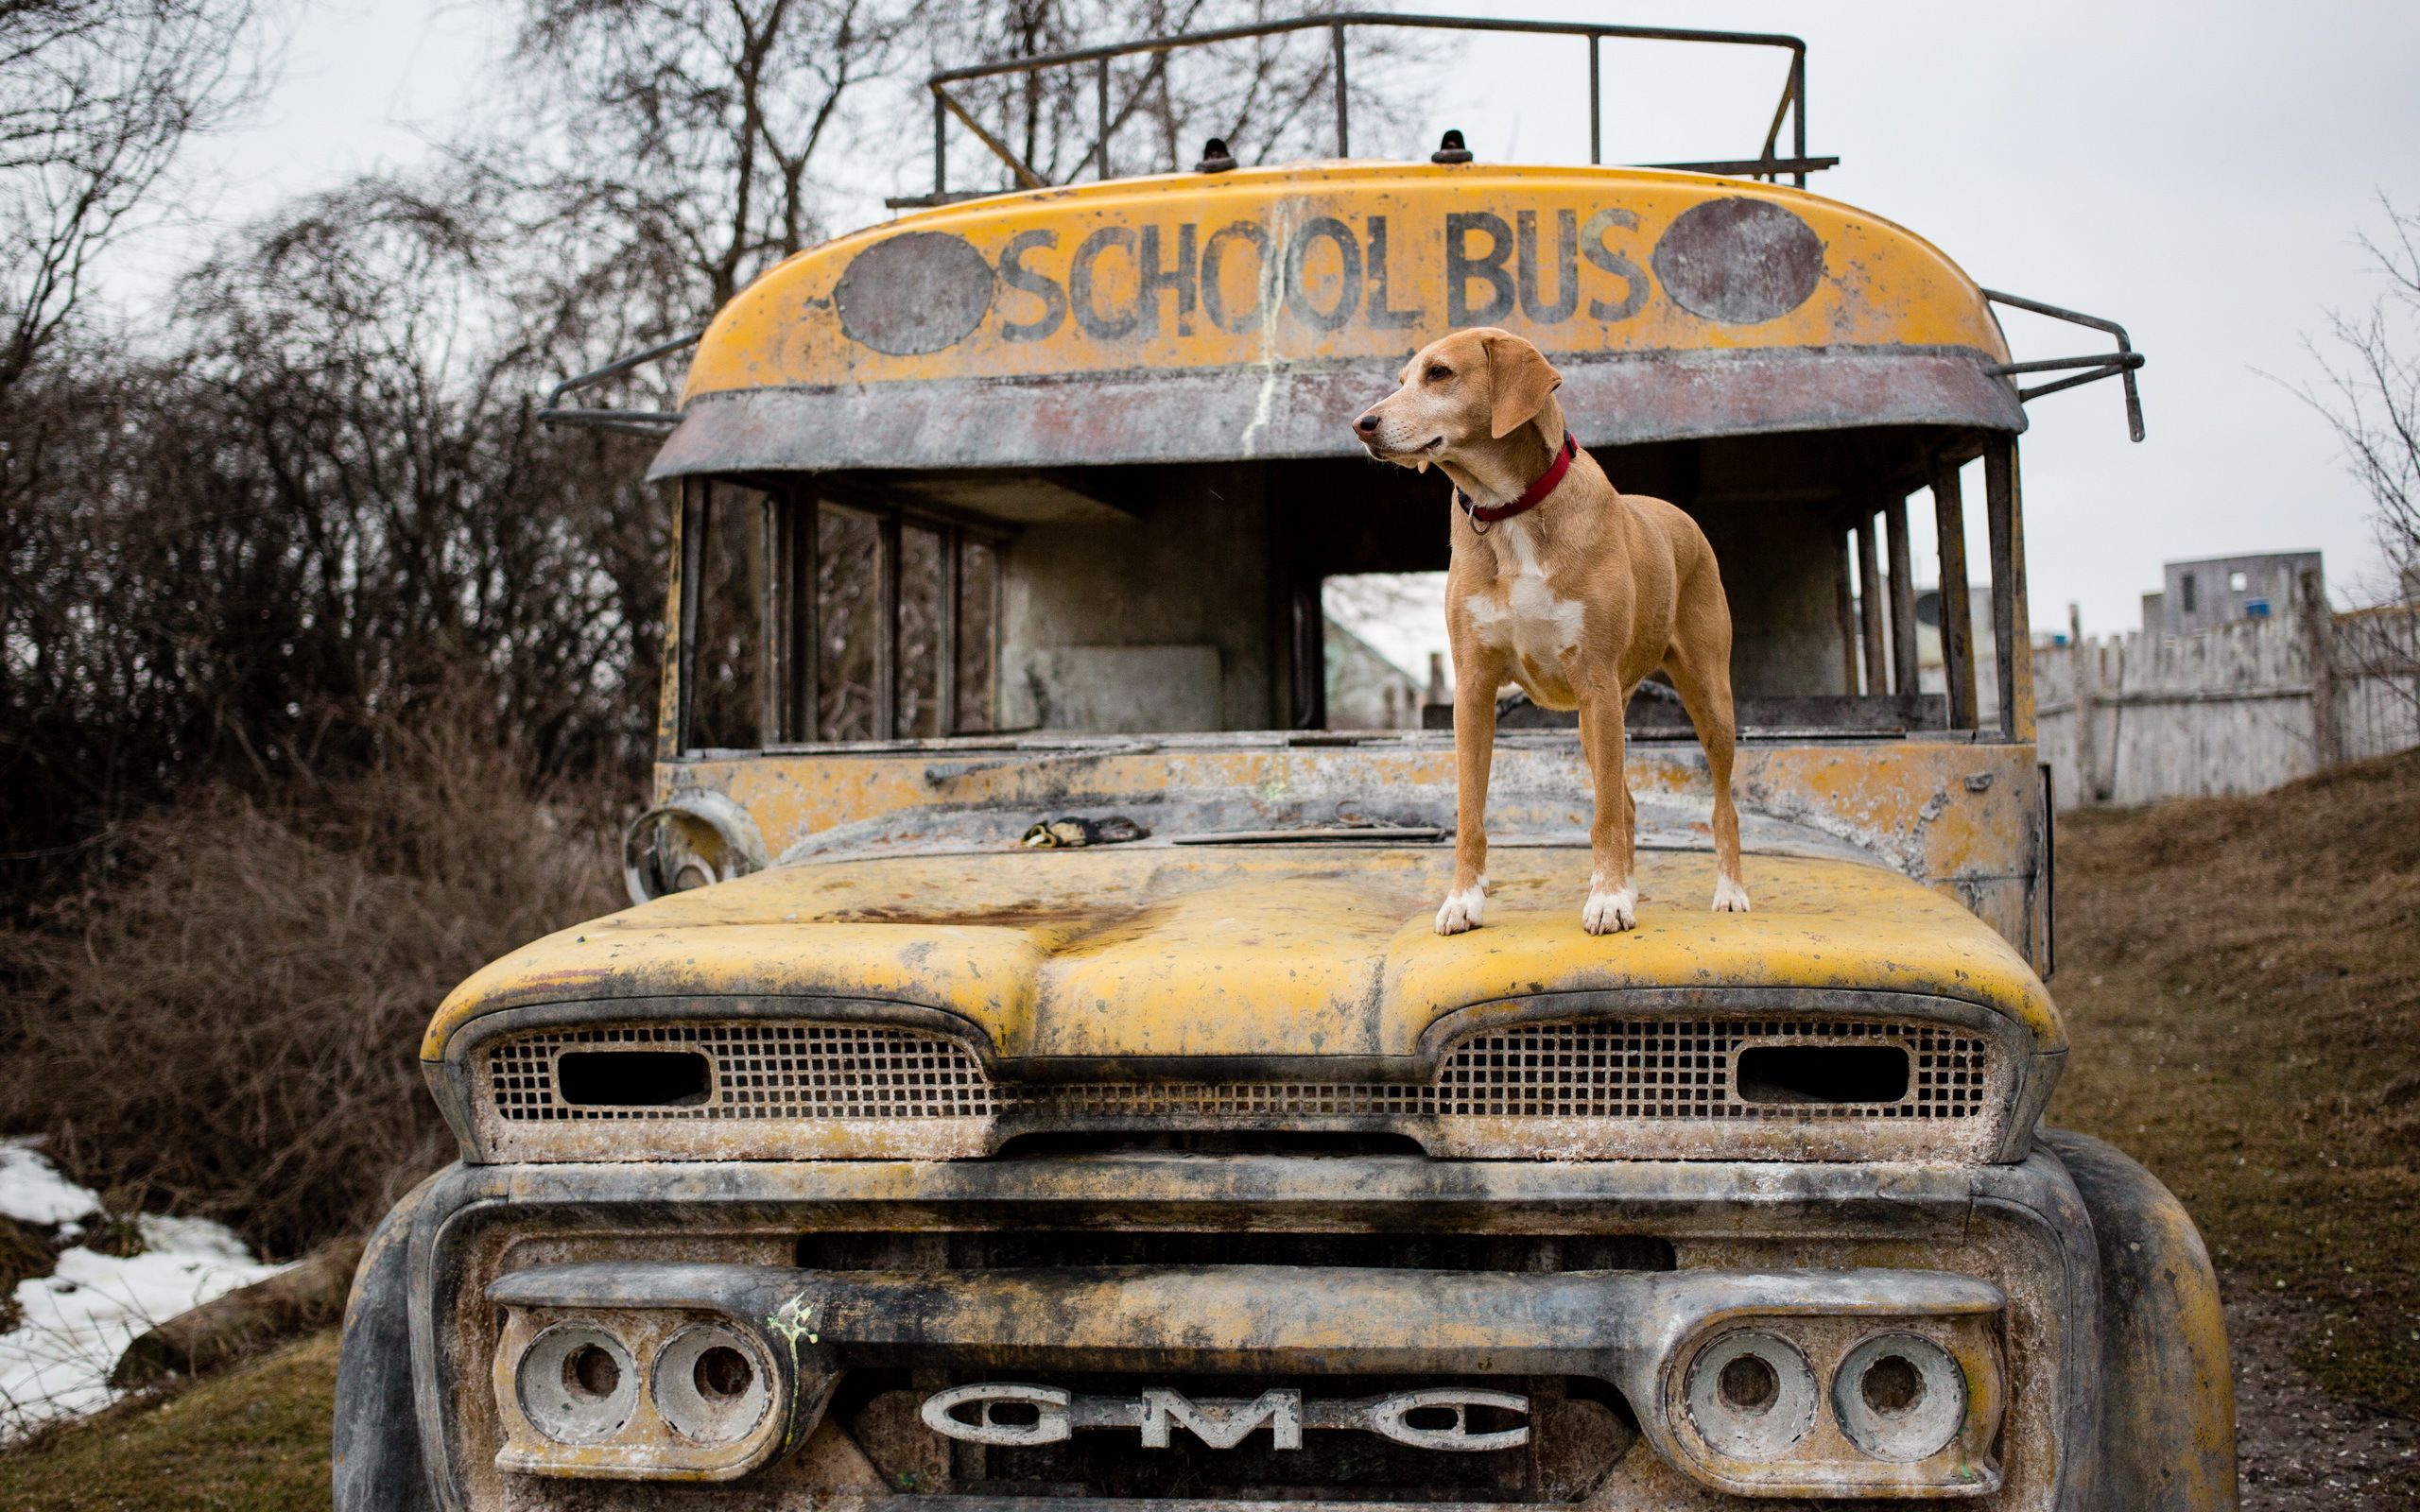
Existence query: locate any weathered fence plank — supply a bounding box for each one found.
[2035,591,2420,811]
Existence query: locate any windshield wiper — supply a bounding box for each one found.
[1169,826,1444,846]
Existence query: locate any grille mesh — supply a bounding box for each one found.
[490,1020,1987,1124]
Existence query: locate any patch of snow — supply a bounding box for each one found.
[0,1144,287,1442]
[0,1139,99,1228]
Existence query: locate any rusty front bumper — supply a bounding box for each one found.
[486,1261,2007,1496]
[373,1153,2108,1511]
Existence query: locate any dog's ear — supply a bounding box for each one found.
[1481,331,1563,438]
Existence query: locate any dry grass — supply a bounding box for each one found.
[0,718,626,1260]
[0,1330,338,1511]
[2046,747,2420,1418]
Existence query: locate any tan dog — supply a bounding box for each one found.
[1353,328,1749,935]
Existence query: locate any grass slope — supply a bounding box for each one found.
[2046,747,2420,1417]
[0,1331,337,1510]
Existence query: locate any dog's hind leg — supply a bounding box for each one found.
[1577,691,1637,934]
[1437,645,1508,935]
[1664,601,1749,914]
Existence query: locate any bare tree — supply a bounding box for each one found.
[2295,197,2420,733]
[936,0,1430,190]
[2304,198,2420,600]
[0,164,688,907]
[511,0,930,309]
[0,0,267,390]
[509,0,1430,311]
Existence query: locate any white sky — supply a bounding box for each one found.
[174,0,2420,653]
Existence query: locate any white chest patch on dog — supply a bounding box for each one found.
[1464,521,1585,691]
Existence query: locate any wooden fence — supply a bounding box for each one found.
[2035,573,2420,810]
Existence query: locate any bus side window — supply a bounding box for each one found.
[814,504,884,741]
[731,488,1002,748]
[955,537,999,734]
[685,480,767,752]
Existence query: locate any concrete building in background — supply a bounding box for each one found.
[2147,552,2323,636]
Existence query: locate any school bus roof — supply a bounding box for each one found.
[651,160,2020,479]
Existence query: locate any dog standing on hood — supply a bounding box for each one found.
[1354,327,1749,936]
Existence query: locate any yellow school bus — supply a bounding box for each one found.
[336,16,2221,1512]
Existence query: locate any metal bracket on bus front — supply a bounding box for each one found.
[1981,289,2147,441]
[623,790,769,903]
[536,332,701,437]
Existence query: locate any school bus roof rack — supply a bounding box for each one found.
[891,10,1834,212]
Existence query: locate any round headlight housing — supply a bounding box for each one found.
[651,1323,774,1446]
[623,792,769,902]
[1833,1332,1967,1462]
[1682,1329,1817,1461]
[517,1323,639,1443]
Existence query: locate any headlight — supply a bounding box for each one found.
[1682,1330,1817,1460]
[1659,1308,2004,1498]
[485,1261,2009,1496]
[652,1324,774,1446]
[490,1299,810,1481]
[515,1324,638,1443]
[1833,1332,1968,1463]
[622,792,768,902]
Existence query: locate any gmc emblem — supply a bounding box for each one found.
[921,1384,1531,1452]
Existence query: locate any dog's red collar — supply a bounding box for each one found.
[1455,432,1579,531]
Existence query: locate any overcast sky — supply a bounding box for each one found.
[180,0,2420,642]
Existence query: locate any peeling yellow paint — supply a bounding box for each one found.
[427,847,2059,1063]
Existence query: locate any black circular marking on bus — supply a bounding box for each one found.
[836,232,994,354]
[1651,198,1824,325]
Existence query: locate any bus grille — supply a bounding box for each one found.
[488,1020,1988,1124]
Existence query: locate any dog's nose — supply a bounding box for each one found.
[1355,413,1381,435]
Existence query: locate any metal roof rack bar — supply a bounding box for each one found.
[920,12,1814,199]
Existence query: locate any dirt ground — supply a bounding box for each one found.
[2231,1286,2420,1509]
[2,751,2415,1509]
[2047,747,2420,1507]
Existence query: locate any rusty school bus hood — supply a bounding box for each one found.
[425,847,2061,1069]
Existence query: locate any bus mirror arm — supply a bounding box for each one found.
[1980,289,2147,442]
[537,331,703,435]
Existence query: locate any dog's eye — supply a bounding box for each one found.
[1425,365,1451,382]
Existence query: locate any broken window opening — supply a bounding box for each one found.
[681,477,1006,751]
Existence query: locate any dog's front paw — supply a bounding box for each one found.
[1711,875,1751,913]
[1434,883,1487,936]
[1582,886,1636,935]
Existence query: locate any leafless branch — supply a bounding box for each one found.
[0,0,268,389]
[2291,195,2420,606]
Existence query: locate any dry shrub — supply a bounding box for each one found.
[0,716,626,1259]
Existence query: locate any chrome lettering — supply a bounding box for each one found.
[1143,1387,1302,1449]
[921,1384,1529,1452]
[921,1383,1072,1446]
